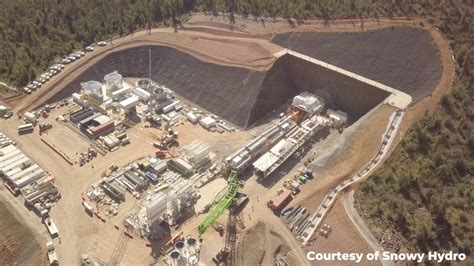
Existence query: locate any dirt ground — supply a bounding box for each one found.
[306,200,378,266]
[0,97,277,265]
[0,199,45,265]
[187,14,416,36]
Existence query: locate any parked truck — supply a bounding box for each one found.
[267,190,292,214]
[46,241,58,265]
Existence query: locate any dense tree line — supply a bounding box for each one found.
[0,0,472,254]
[356,83,473,254]
[347,1,473,257]
[0,0,193,87]
[0,1,472,88]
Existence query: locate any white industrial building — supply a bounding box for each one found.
[127,174,199,242]
[0,143,58,207]
[186,112,198,124]
[200,116,216,129]
[225,116,295,172]
[111,87,131,99]
[119,95,139,111]
[146,192,167,226]
[133,87,151,101]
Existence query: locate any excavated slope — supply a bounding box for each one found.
[271,27,442,103]
[49,44,388,127]
[47,27,442,128]
[49,45,266,127]
[249,55,389,125]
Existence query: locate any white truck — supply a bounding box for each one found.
[43,215,59,237]
[46,241,58,265]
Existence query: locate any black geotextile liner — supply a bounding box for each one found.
[272,27,443,103]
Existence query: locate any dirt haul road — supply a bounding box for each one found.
[13,27,282,114]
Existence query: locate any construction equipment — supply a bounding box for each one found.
[287,105,308,124]
[198,170,238,235]
[212,222,225,235]
[155,150,177,159]
[109,163,119,172]
[39,122,52,133]
[154,122,179,150]
[46,241,58,265]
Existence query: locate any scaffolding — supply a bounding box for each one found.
[198,170,238,235]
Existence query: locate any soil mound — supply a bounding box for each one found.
[272,27,442,103]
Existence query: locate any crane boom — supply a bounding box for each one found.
[198,170,238,235]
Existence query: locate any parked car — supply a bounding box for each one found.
[97,41,107,46]
[3,111,13,119]
[85,46,94,51]
[23,87,32,94]
[61,58,71,64]
[33,81,41,86]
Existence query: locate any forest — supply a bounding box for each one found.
[0,0,472,255]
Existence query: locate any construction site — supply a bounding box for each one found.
[0,13,452,266]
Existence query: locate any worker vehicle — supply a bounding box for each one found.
[18,123,34,135]
[39,122,53,132]
[46,241,58,265]
[109,163,119,172]
[27,84,37,91]
[267,190,292,214]
[82,201,94,215]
